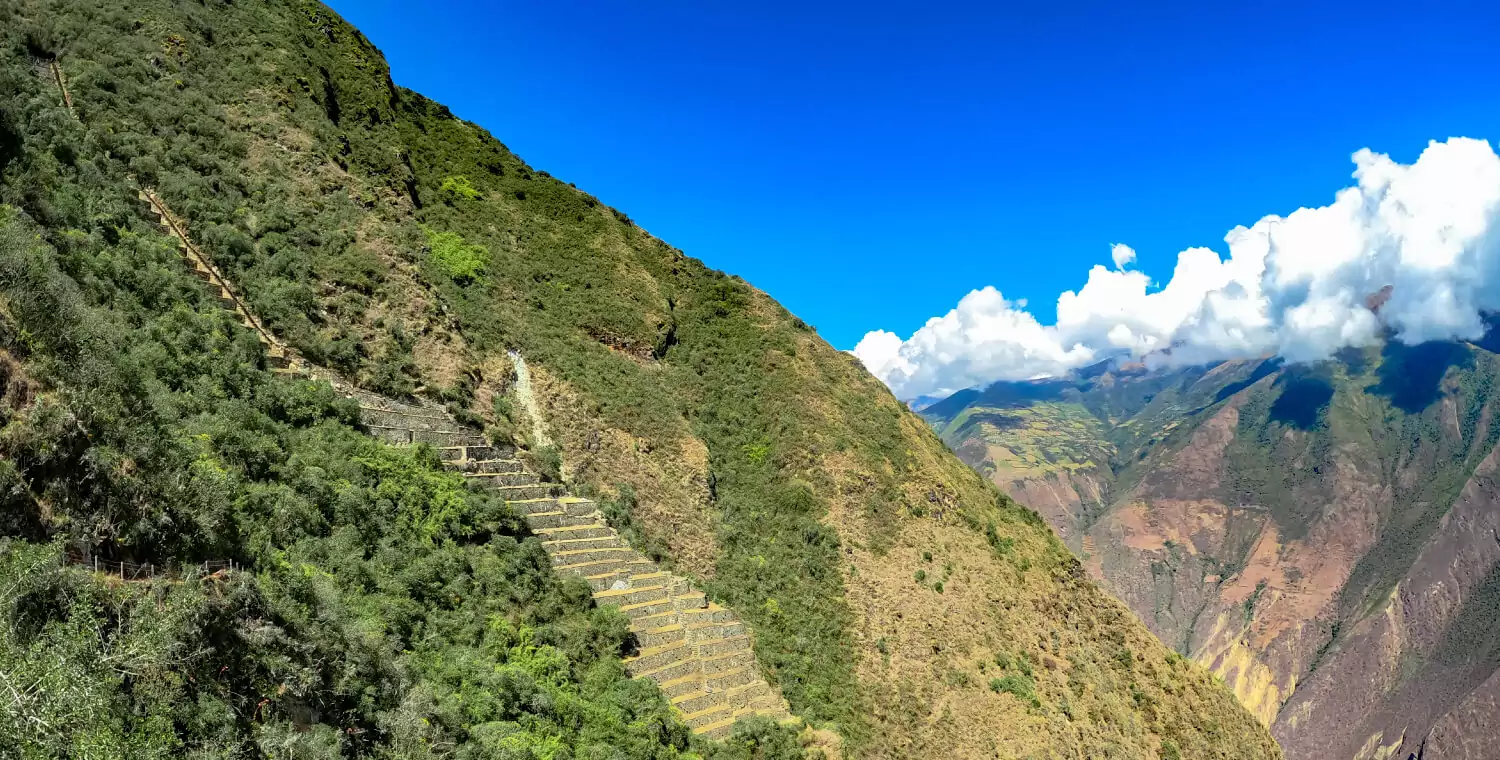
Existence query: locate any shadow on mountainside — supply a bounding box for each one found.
[1268,368,1335,430]
[1369,340,1470,414]
[1214,357,1284,405]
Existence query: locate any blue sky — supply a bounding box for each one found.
[326,0,1500,351]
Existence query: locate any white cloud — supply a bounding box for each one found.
[856,138,1500,400]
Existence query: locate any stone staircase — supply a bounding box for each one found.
[133,188,794,739]
[351,391,795,738]
[41,58,77,120]
[133,187,300,375]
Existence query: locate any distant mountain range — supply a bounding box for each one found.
[923,329,1500,759]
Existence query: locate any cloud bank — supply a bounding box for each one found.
[853,138,1500,400]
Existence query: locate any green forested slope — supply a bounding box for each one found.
[0,2,1279,758]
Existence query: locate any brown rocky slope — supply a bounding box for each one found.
[925,344,1500,759]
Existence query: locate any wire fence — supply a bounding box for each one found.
[64,550,239,582]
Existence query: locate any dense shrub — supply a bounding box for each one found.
[0,4,812,748]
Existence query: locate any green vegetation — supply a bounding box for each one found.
[0,212,717,757]
[989,674,1041,709]
[598,484,674,566]
[441,174,483,201]
[423,226,488,284]
[0,3,814,754]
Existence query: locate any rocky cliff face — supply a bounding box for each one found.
[925,345,1500,758]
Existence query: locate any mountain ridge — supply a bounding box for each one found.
[925,336,1500,758]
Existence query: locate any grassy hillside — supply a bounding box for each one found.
[0,1,1279,757]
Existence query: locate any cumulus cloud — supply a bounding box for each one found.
[853,138,1500,400]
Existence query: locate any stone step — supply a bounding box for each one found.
[528,500,597,518]
[552,556,654,579]
[365,425,487,448]
[360,407,457,432]
[511,498,563,516]
[416,429,488,447]
[594,582,673,609]
[618,595,677,621]
[704,665,758,691]
[618,591,707,621]
[544,535,627,554]
[633,622,686,650]
[658,674,703,700]
[633,655,700,684]
[536,524,615,542]
[493,484,555,500]
[737,691,785,715]
[358,403,449,420]
[672,590,708,610]
[697,716,740,740]
[367,426,417,445]
[517,497,596,517]
[633,609,684,633]
[674,679,770,715]
[693,634,752,658]
[618,570,673,586]
[438,444,515,463]
[685,619,746,642]
[548,546,639,567]
[622,639,690,673]
[691,704,788,739]
[678,605,736,626]
[524,510,602,530]
[450,458,524,474]
[683,702,736,731]
[700,648,756,676]
[348,388,446,414]
[463,471,539,487]
[587,568,670,592]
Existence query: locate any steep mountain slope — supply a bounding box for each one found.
[925,339,1500,758]
[0,1,1278,757]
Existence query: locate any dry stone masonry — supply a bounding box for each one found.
[136,189,793,739]
[347,386,794,738]
[134,187,300,375]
